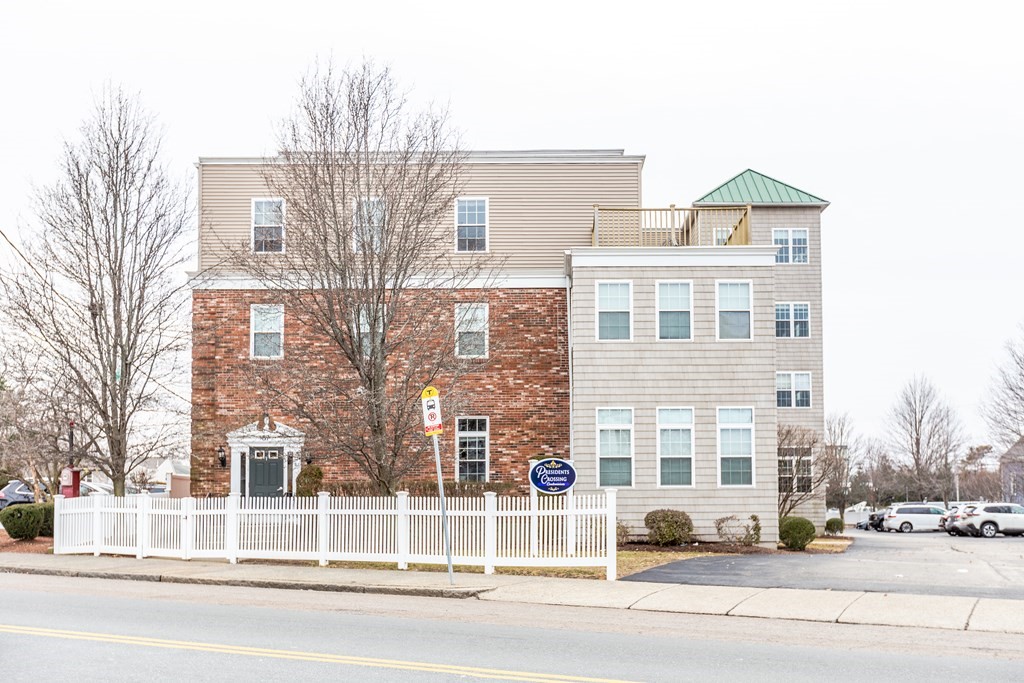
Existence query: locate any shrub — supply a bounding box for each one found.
[0,504,44,540]
[824,517,844,536]
[295,465,324,497]
[779,516,816,551]
[644,509,694,546]
[616,520,631,546]
[37,503,55,537]
[714,514,762,546]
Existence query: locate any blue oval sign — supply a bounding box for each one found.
[529,458,577,494]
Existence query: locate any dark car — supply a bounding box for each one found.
[0,480,38,510]
[867,510,888,532]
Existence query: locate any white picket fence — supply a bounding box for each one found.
[53,489,618,580]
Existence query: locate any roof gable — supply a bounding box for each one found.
[1001,436,1024,462]
[694,169,828,207]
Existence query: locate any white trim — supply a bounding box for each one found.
[251,198,286,254]
[455,303,489,359]
[199,150,645,166]
[190,273,569,291]
[717,406,756,488]
[225,420,307,497]
[776,371,813,409]
[455,416,490,483]
[596,407,634,489]
[566,246,777,270]
[775,301,812,339]
[595,280,633,342]
[353,196,384,253]
[772,228,811,265]
[778,450,814,495]
[250,304,284,359]
[657,407,695,488]
[454,197,490,254]
[655,280,693,342]
[715,279,753,342]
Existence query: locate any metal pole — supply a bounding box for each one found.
[432,434,454,585]
[68,420,75,467]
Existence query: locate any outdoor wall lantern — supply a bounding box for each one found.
[217,446,227,468]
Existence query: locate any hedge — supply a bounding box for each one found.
[824,517,844,536]
[644,509,694,546]
[0,504,44,541]
[779,516,816,550]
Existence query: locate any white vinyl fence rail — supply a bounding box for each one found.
[54,489,619,580]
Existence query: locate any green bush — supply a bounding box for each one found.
[779,516,816,551]
[295,465,324,497]
[38,503,55,537]
[824,517,844,536]
[644,509,694,546]
[0,504,44,541]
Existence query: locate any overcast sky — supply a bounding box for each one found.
[1,1,1021,448]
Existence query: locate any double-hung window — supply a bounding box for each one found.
[597,408,633,486]
[251,304,284,358]
[657,281,692,341]
[456,417,488,482]
[596,282,631,341]
[778,448,812,493]
[456,198,488,252]
[775,303,810,338]
[776,372,812,408]
[354,197,385,252]
[718,408,754,486]
[252,199,284,253]
[455,303,488,358]
[717,281,751,340]
[773,229,809,264]
[658,408,694,486]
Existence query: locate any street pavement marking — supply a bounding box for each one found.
[0,624,639,683]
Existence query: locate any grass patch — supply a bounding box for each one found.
[804,536,853,553]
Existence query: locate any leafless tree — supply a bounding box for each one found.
[0,87,191,496]
[821,413,861,522]
[215,61,497,494]
[957,445,1001,502]
[887,376,965,503]
[982,328,1024,449]
[777,424,838,520]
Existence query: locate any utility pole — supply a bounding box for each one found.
[421,386,453,585]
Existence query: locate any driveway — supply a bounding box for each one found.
[624,529,1024,599]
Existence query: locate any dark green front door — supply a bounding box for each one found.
[248,448,283,497]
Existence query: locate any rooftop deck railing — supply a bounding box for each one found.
[592,205,751,247]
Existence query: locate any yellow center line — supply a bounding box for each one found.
[0,624,639,683]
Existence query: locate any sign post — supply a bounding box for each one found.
[421,386,454,585]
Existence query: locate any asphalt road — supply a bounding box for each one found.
[625,528,1024,599]
[3,573,1023,681]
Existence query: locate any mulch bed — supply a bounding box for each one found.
[0,529,53,554]
[621,535,853,555]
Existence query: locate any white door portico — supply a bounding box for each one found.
[225,416,306,497]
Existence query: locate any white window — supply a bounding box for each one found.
[252,199,284,253]
[353,308,379,358]
[658,408,694,487]
[777,372,812,408]
[456,417,488,482]
[597,408,633,487]
[775,303,810,338]
[455,303,488,358]
[456,198,488,252]
[717,281,751,340]
[779,448,812,493]
[596,282,632,341]
[354,197,385,252]
[250,304,284,359]
[773,229,809,264]
[718,407,754,487]
[657,281,692,341]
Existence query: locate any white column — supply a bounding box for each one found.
[317,491,330,566]
[53,495,65,555]
[396,491,410,570]
[229,445,242,494]
[136,493,149,559]
[92,494,104,557]
[528,459,539,557]
[181,497,194,561]
[226,492,240,564]
[483,492,497,575]
[605,488,618,581]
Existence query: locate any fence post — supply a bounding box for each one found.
[53,495,65,555]
[181,497,194,561]
[528,459,538,556]
[604,488,617,581]
[483,492,497,575]
[92,494,104,557]
[396,491,410,570]
[565,487,576,557]
[317,491,330,567]
[136,493,149,559]
[226,492,240,564]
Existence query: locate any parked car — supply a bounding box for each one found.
[866,509,889,532]
[80,481,114,497]
[883,504,947,533]
[0,480,39,510]
[960,503,1024,538]
[942,503,979,536]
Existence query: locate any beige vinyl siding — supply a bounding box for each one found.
[197,158,642,272]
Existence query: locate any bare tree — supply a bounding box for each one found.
[887,376,965,503]
[0,87,191,495]
[217,61,496,494]
[958,445,1001,502]
[821,413,861,522]
[982,329,1024,449]
[777,424,837,519]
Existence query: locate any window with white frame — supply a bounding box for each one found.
[251,304,284,358]
[455,303,488,358]
[776,372,812,408]
[658,282,692,341]
[658,408,694,486]
[718,407,754,486]
[778,448,812,493]
[717,281,751,340]
[456,198,488,252]
[456,417,488,482]
[773,229,809,264]
[775,303,810,338]
[354,197,385,252]
[353,308,379,358]
[597,408,632,486]
[596,282,631,341]
[252,199,284,253]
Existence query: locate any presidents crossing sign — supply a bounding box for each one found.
[529,458,577,494]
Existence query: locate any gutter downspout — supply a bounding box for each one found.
[565,253,574,461]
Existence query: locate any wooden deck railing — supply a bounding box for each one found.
[592,205,751,247]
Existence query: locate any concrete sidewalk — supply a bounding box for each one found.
[1,552,1022,635]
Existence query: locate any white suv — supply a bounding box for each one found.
[961,503,1024,538]
[883,504,946,533]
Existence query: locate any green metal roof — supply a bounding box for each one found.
[694,169,828,207]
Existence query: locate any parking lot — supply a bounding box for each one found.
[625,528,1024,599]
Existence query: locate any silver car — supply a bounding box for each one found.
[961,503,1024,538]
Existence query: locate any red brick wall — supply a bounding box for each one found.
[191,287,569,495]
